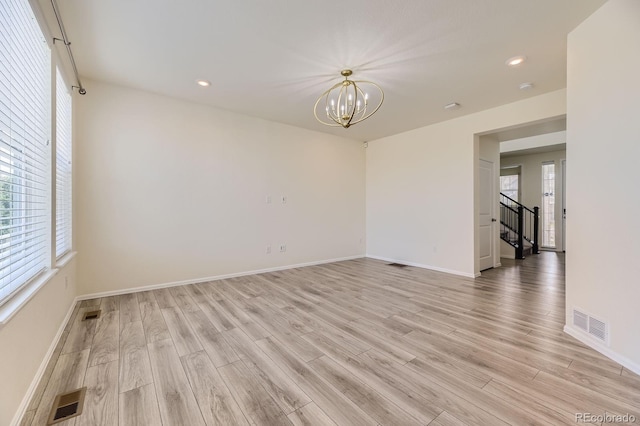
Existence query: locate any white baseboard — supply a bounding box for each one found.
[365,255,476,278]
[77,255,365,300]
[564,325,640,376]
[11,297,79,426]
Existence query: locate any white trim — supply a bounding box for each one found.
[0,269,59,327]
[76,255,365,300]
[11,297,78,426]
[55,251,77,269]
[564,325,640,376]
[365,255,477,279]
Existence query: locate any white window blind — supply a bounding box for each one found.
[56,69,72,258]
[0,0,51,305]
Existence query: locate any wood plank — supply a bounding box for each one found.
[287,403,337,426]
[30,349,90,426]
[358,350,511,426]
[218,360,291,426]
[216,298,271,340]
[169,285,200,313]
[308,355,423,426]
[147,338,206,426]
[135,291,156,305]
[339,319,416,364]
[100,296,119,314]
[198,298,236,332]
[62,307,98,354]
[256,336,379,426]
[80,298,101,308]
[183,309,239,367]
[119,321,153,393]
[301,331,443,425]
[428,411,467,426]
[88,310,119,367]
[139,301,171,344]
[281,305,371,356]
[119,293,141,326]
[119,384,162,426]
[152,288,177,309]
[27,302,81,412]
[161,306,203,357]
[76,360,118,426]
[181,351,250,426]
[482,379,577,425]
[223,327,311,413]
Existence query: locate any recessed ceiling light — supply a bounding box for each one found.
[506,56,527,67]
[444,102,461,110]
[519,82,534,90]
[196,79,211,87]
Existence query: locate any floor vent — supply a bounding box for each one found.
[573,308,608,344]
[388,263,408,268]
[47,387,86,425]
[82,310,101,321]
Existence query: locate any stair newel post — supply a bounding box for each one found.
[516,205,524,259]
[533,206,540,254]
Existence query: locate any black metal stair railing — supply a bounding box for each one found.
[499,193,539,259]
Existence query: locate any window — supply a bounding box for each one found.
[500,175,519,203]
[542,162,555,248]
[56,69,72,258]
[500,166,520,204]
[0,0,52,306]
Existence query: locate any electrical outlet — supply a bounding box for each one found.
[280,244,286,253]
[64,276,68,289]
[266,195,272,204]
[281,195,287,204]
[266,245,271,254]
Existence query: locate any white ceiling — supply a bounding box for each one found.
[43,0,605,141]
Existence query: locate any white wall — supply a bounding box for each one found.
[500,131,566,153]
[366,90,566,277]
[0,259,77,426]
[566,0,640,371]
[75,80,366,295]
[501,149,566,253]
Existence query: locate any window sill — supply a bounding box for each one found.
[0,269,61,328]
[56,251,77,268]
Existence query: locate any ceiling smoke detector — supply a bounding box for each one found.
[519,82,534,90]
[444,102,461,110]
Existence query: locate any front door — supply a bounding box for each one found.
[479,159,494,271]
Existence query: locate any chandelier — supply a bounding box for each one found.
[314,70,384,128]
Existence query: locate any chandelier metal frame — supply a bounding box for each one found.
[314,69,384,128]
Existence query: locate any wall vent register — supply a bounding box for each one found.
[573,308,609,344]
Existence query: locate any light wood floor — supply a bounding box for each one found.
[22,253,640,425]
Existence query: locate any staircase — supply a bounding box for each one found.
[500,193,539,259]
